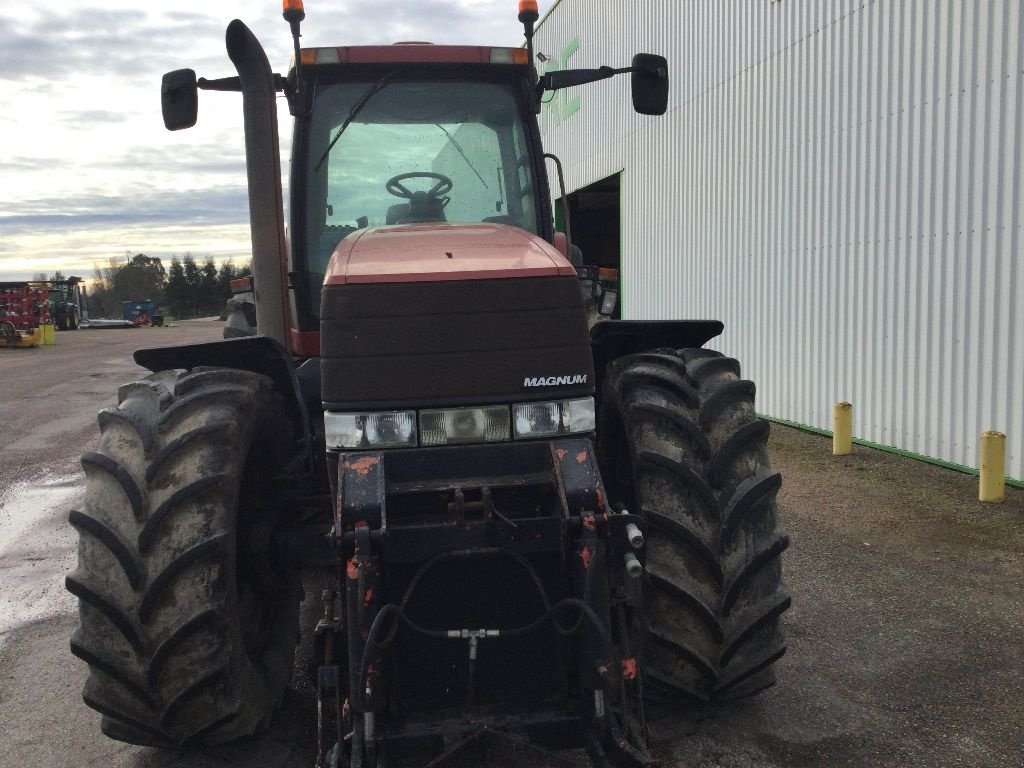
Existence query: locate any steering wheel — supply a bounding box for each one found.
[385,171,453,200]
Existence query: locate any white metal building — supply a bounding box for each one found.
[534,0,1023,483]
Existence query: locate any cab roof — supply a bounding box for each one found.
[297,44,529,67]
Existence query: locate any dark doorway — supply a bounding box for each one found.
[559,172,621,271]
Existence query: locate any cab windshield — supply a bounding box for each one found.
[296,74,542,312]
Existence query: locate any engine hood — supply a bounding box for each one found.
[323,222,577,285]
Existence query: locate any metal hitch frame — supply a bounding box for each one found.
[314,438,653,767]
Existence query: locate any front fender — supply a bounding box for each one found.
[590,319,724,395]
[133,335,314,463]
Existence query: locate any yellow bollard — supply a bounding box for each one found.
[832,402,853,456]
[979,431,1006,503]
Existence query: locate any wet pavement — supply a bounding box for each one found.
[0,473,78,635]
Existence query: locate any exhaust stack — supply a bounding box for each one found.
[225,19,290,351]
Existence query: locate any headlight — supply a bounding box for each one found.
[324,411,417,449]
[513,397,595,439]
[420,405,511,446]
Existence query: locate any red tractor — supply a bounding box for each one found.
[67,3,789,765]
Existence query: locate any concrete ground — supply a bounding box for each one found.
[0,321,1021,767]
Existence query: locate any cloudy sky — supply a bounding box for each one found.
[0,0,526,282]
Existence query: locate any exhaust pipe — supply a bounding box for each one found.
[225,19,290,351]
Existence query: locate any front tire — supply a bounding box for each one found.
[66,368,300,746]
[601,348,790,702]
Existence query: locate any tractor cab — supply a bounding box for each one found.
[288,46,549,331]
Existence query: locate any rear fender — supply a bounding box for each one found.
[133,335,314,464]
[590,319,723,395]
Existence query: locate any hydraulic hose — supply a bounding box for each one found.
[355,547,617,707]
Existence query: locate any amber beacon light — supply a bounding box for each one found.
[283,0,305,23]
[518,0,539,23]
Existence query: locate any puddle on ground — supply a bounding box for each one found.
[0,472,82,642]
[0,472,80,553]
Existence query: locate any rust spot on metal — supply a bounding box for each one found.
[555,448,568,461]
[364,587,374,607]
[580,544,592,569]
[346,557,359,581]
[622,658,638,680]
[346,456,380,476]
[583,515,597,531]
[576,450,588,464]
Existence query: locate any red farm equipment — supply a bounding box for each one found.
[66,3,789,766]
[0,282,48,348]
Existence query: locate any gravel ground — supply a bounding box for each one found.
[0,322,1021,767]
[657,430,1024,768]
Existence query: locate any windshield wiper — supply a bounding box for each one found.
[434,123,488,188]
[314,74,394,173]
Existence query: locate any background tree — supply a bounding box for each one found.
[199,257,220,315]
[88,258,121,317]
[113,254,166,305]
[217,259,239,298]
[165,257,189,318]
[85,251,240,319]
[182,254,201,318]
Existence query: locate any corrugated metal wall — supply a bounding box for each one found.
[535,0,1024,481]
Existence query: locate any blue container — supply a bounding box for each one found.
[121,300,157,321]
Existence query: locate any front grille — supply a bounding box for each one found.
[320,276,594,408]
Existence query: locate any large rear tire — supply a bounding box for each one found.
[66,368,300,746]
[601,348,790,702]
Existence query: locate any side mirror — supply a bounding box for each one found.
[161,69,199,130]
[631,54,669,116]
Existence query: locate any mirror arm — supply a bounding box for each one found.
[197,76,243,92]
[538,62,666,98]
[197,75,291,96]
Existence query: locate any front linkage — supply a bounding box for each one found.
[316,439,652,767]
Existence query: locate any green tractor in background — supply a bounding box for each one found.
[47,275,85,330]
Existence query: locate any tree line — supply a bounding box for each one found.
[88,253,250,319]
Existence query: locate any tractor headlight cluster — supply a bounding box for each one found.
[324,411,417,449]
[512,397,595,438]
[420,405,511,446]
[325,397,595,450]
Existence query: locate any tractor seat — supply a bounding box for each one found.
[386,191,447,224]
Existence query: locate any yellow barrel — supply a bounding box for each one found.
[23,326,43,347]
[832,402,853,456]
[41,323,55,345]
[979,431,1006,503]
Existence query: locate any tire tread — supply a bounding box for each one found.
[68,369,299,746]
[602,346,789,702]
